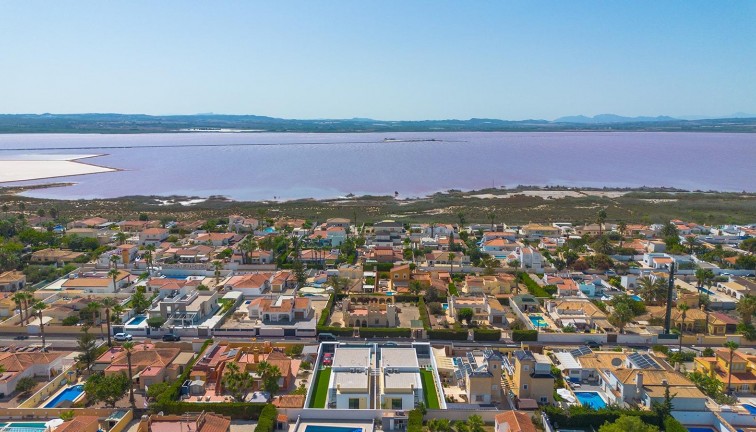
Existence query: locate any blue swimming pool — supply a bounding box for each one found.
[529,314,547,328]
[126,315,146,325]
[687,428,716,432]
[574,391,607,409]
[442,303,449,311]
[698,287,715,296]
[305,426,362,432]
[743,404,756,414]
[44,384,85,408]
[631,295,642,302]
[0,423,49,432]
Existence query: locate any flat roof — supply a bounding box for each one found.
[333,370,369,390]
[384,371,421,391]
[381,348,419,369]
[333,347,371,369]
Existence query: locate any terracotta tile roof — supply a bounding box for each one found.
[55,416,99,432]
[495,411,537,432]
[199,413,231,432]
[227,273,271,288]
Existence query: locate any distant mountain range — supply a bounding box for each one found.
[0,113,754,133]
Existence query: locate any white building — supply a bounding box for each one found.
[328,347,372,409]
[380,348,422,410]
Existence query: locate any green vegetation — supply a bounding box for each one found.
[428,329,468,340]
[419,369,440,409]
[512,329,538,341]
[473,329,501,341]
[519,273,555,297]
[359,327,411,338]
[598,415,658,432]
[84,372,130,408]
[253,404,278,432]
[408,409,424,432]
[309,367,331,408]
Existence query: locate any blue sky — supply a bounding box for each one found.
[1,1,754,120]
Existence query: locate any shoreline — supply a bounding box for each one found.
[0,154,120,184]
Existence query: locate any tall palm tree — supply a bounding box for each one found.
[448,252,456,276]
[638,276,663,303]
[12,292,25,323]
[724,341,740,394]
[596,208,607,237]
[684,236,698,255]
[33,301,47,350]
[143,250,153,273]
[100,297,118,346]
[617,221,628,248]
[487,211,496,231]
[115,231,128,245]
[677,303,689,352]
[428,418,452,432]
[122,341,136,407]
[736,295,756,326]
[110,254,120,269]
[213,260,224,285]
[21,292,34,325]
[85,301,102,328]
[108,268,120,293]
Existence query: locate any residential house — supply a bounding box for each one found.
[0,271,25,292]
[695,348,756,394]
[462,274,516,296]
[139,228,169,246]
[224,273,272,296]
[328,347,372,409]
[270,270,295,293]
[195,232,237,247]
[30,248,84,265]
[424,251,470,267]
[325,218,351,229]
[0,350,67,395]
[341,296,398,327]
[514,247,543,271]
[67,217,109,229]
[228,215,259,233]
[495,411,537,432]
[62,270,131,293]
[544,299,613,332]
[389,264,411,291]
[449,296,507,325]
[461,349,503,405]
[519,224,560,239]
[149,289,220,327]
[54,416,100,432]
[120,220,160,232]
[511,350,554,406]
[380,348,423,410]
[246,296,312,322]
[602,367,706,410]
[574,224,606,236]
[137,412,231,432]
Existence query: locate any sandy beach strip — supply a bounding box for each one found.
[0,154,116,183]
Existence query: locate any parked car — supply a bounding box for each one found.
[317,333,337,342]
[585,341,602,349]
[323,352,333,366]
[162,334,181,342]
[14,335,29,340]
[114,333,133,342]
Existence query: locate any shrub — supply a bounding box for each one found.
[418,298,431,330]
[448,283,459,296]
[427,302,444,316]
[284,344,304,356]
[519,273,553,297]
[254,404,278,432]
[62,316,80,326]
[408,409,423,432]
[473,329,501,341]
[663,416,687,432]
[359,328,411,338]
[316,326,353,336]
[428,329,468,340]
[317,294,334,327]
[15,376,37,395]
[543,405,660,430]
[512,329,538,341]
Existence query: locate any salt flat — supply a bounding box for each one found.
[0,155,115,183]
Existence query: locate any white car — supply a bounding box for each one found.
[114,333,133,342]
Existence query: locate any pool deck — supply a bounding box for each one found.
[39,380,85,408]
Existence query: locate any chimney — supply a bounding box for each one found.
[635,371,643,389]
[254,348,259,363]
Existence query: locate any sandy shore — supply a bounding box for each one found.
[0,154,116,183]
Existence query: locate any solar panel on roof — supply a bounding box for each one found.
[455,370,464,380]
[570,346,593,357]
[628,352,660,369]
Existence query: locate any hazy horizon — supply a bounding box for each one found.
[2,1,755,120]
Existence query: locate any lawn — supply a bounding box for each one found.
[309,367,331,408]
[420,368,440,409]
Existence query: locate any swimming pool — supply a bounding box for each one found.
[574,391,607,409]
[442,303,449,311]
[698,287,715,296]
[631,295,642,302]
[43,384,85,408]
[126,315,146,326]
[0,422,49,432]
[304,426,362,432]
[528,314,548,328]
[743,404,756,414]
[687,428,716,432]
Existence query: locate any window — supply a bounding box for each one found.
[475,395,484,402]
[392,398,402,409]
[523,365,530,372]
[523,384,528,390]
[349,398,360,409]
[540,396,547,403]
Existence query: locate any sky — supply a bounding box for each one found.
[1,1,755,120]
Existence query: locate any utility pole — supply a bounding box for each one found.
[664,263,675,334]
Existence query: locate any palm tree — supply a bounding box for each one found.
[736,295,756,326]
[596,208,607,237]
[457,212,466,229]
[487,211,496,231]
[638,276,664,303]
[115,231,128,245]
[466,415,485,432]
[724,341,740,394]
[617,221,627,248]
[428,418,453,432]
[448,252,456,276]
[85,301,102,328]
[110,254,120,269]
[695,268,714,289]
[122,341,136,407]
[100,297,118,346]
[677,303,689,352]
[33,301,47,351]
[12,292,25,323]
[143,250,153,273]
[21,292,33,325]
[213,260,224,285]
[108,268,120,293]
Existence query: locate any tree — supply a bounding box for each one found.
[638,276,666,304]
[741,238,756,253]
[448,252,456,276]
[257,360,283,397]
[677,303,689,353]
[223,361,254,401]
[724,341,740,394]
[598,415,658,432]
[292,259,306,287]
[76,327,98,372]
[428,419,453,432]
[609,302,634,334]
[736,295,756,326]
[147,316,166,329]
[15,376,37,395]
[466,415,484,432]
[115,232,127,245]
[84,372,129,408]
[130,286,150,314]
[109,254,120,269]
[596,208,607,237]
[85,301,102,327]
[122,341,136,407]
[100,297,119,347]
[33,301,47,351]
[409,280,423,296]
[487,211,496,231]
[457,308,474,325]
[684,236,698,254]
[695,268,715,289]
[617,221,627,248]
[213,260,224,285]
[457,212,466,228]
[12,292,26,323]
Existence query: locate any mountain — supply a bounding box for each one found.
[0,113,755,133]
[554,114,679,124]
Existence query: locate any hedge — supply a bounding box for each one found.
[428,329,468,340]
[408,409,423,432]
[512,329,538,341]
[473,329,502,341]
[418,298,431,330]
[359,327,411,338]
[663,416,687,432]
[448,283,459,296]
[543,405,660,429]
[317,294,334,327]
[317,326,354,336]
[393,294,420,303]
[154,339,214,410]
[254,404,278,432]
[519,273,554,297]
